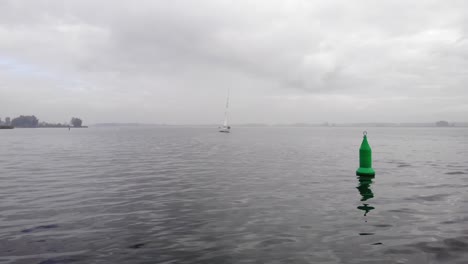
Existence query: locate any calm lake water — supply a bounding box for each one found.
[1,127,467,264]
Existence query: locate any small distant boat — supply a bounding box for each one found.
[0,125,14,129]
[219,88,231,133]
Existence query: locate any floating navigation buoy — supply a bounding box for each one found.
[356,131,375,177]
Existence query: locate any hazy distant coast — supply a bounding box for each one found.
[91,121,468,128]
[238,122,467,127]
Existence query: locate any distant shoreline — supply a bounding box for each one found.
[1,126,89,129]
[91,123,468,128]
[37,126,89,128]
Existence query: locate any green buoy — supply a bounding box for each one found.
[356,131,375,177]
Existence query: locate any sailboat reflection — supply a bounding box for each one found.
[356,176,375,216]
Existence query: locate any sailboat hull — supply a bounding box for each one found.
[219,126,230,133]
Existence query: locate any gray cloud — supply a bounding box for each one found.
[1,0,468,124]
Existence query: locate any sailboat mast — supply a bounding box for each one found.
[223,88,230,126]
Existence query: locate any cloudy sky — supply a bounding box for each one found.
[1,0,467,124]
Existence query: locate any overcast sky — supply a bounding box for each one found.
[1,0,468,124]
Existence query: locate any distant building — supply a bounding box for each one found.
[5,117,10,125]
[436,121,449,127]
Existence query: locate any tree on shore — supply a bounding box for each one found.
[71,117,83,127]
[11,115,39,127]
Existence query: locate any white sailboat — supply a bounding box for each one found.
[219,88,231,133]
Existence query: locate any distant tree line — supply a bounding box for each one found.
[39,122,69,128]
[6,115,84,128]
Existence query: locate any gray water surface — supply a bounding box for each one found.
[1,127,467,263]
